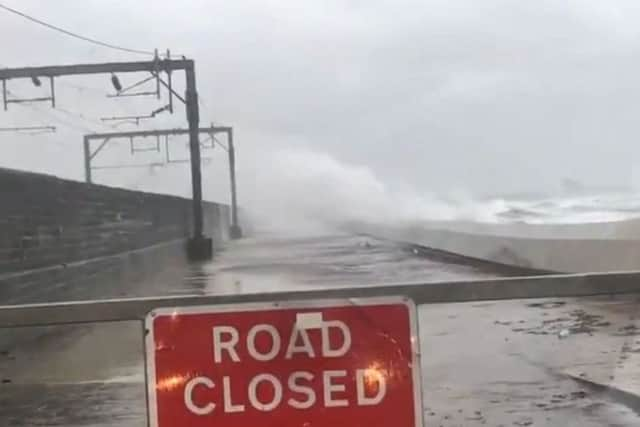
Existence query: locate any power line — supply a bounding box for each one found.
[44,80,145,118]
[3,74,149,129]
[57,81,109,96]
[0,103,77,151]
[56,106,120,131]
[26,107,92,133]
[6,90,93,133]
[0,125,55,133]
[0,3,156,56]
[0,66,130,132]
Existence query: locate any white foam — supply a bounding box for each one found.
[235,147,640,230]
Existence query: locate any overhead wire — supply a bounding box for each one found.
[56,106,121,131]
[57,80,150,119]
[4,77,146,132]
[1,107,78,152]
[0,60,121,133]
[0,60,207,180]
[0,2,157,56]
[0,61,189,201]
[8,95,93,134]
[56,81,109,96]
[0,74,88,144]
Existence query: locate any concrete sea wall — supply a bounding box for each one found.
[0,167,229,276]
[352,218,640,273]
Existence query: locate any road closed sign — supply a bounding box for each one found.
[145,297,422,427]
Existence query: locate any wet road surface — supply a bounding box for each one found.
[1,232,640,426]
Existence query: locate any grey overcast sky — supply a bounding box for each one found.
[3,0,640,206]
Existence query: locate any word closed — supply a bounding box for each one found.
[146,298,421,427]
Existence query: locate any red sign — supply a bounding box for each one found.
[145,297,422,427]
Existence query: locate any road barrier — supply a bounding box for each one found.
[3,271,640,426]
[2,270,640,327]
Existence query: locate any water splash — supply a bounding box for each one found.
[239,147,640,232]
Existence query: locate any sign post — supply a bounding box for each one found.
[145,297,422,427]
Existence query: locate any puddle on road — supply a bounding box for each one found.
[179,234,501,296]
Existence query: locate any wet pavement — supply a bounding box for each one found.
[1,232,640,425]
[422,296,640,426]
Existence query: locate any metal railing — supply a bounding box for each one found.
[2,270,640,328]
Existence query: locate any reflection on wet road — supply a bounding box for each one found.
[182,233,506,294]
[1,232,640,426]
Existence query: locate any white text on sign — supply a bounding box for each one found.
[183,319,387,415]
